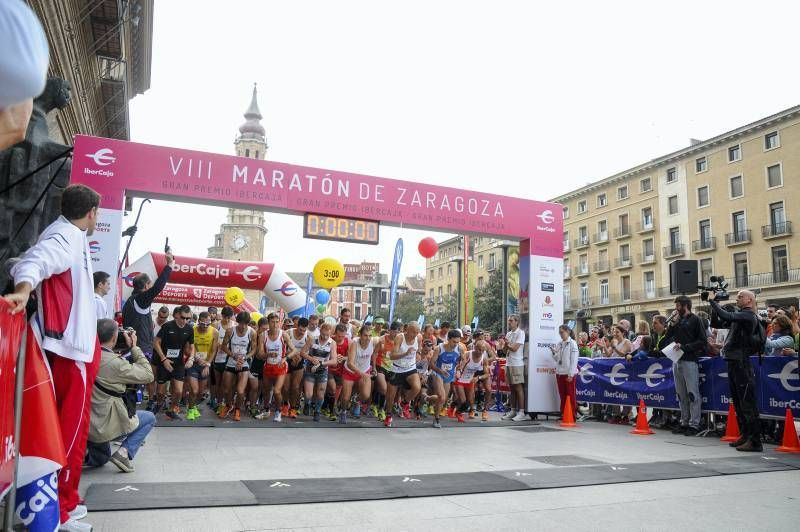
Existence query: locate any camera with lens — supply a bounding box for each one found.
[114,327,134,352]
[699,275,729,302]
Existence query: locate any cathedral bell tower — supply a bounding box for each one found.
[207,84,269,308]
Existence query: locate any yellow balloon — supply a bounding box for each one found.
[250,312,263,324]
[224,286,245,307]
[313,258,345,289]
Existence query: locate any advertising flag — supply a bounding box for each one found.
[388,238,403,323]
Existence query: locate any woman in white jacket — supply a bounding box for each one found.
[550,325,579,418]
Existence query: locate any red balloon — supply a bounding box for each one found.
[418,237,439,258]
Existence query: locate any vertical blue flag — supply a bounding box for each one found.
[388,238,403,323]
[304,273,313,318]
[417,314,425,327]
[15,472,60,532]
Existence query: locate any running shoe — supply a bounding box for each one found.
[428,404,436,416]
[417,407,428,419]
[208,398,218,411]
[327,410,337,421]
[401,402,411,419]
[341,410,348,424]
[378,409,386,421]
[384,414,393,427]
[273,411,282,422]
[446,406,455,418]
[321,407,331,418]
[255,410,270,420]
[439,406,447,417]
[432,419,442,429]
[185,407,196,420]
[165,409,181,421]
[481,411,489,422]
[393,403,401,415]
[218,405,229,418]
[471,410,478,419]
[232,408,241,421]
[288,408,298,419]
[370,405,379,418]
[456,412,465,423]
[352,403,361,418]
[313,410,320,422]
[501,410,515,421]
[249,407,259,418]
[511,411,527,422]
[303,403,311,417]
[281,403,289,417]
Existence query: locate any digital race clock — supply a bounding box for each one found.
[303,214,380,245]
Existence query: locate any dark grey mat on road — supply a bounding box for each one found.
[84,455,800,512]
[525,454,607,466]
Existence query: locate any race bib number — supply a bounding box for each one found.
[215,351,227,363]
[233,345,247,356]
[196,352,207,361]
[166,349,181,359]
[441,363,453,371]
[267,352,281,365]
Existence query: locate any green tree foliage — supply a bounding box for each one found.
[473,269,504,335]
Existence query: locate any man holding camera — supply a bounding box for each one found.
[706,289,763,452]
[667,296,708,436]
[89,319,156,472]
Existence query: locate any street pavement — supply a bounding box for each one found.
[79,413,800,531]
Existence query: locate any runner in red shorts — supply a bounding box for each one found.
[340,325,378,423]
[453,346,490,422]
[258,312,292,422]
[331,323,350,422]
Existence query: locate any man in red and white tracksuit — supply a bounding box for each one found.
[4,184,103,530]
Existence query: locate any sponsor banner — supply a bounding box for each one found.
[153,283,256,312]
[15,471,60,532]
[576,356,800,418]
[527,255,564,413]
[90,207,123,315]
[0,300,25,499]
[505,245,520,319]
[71,135,563,254]
[388,238,403,324]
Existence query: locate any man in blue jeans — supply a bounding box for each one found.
[88,319,156,472]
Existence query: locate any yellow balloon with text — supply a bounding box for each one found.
[313,258,345,289]
[224,286,245,307]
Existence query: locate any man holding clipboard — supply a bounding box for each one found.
[664,295,709,436]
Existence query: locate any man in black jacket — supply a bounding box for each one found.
[667,296,708,436]
[122,252,174,408]
[708,289,762,452]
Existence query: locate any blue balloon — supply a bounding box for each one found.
[315,289,330,305]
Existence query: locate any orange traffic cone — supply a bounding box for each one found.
[630,399,654,435]
[720,402,741,442]
[776,408,800,453]
[559,396,576,427]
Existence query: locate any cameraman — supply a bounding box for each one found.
[88,319,155,472]
[667,296,707,436]
[706,289,762,452]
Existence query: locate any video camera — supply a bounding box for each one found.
[114,327,135,352]
[699,275,729,302]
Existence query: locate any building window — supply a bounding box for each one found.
[620,276,631,301]
[477,276,484,289]
[668,195,678,215]
[728,144,741,162]
[769,202,785,231]
[643,238,654,259]
[700,258,713,286]
[254,150,259,159]
[734,252,748,286]
[578,226,588,245]
[644,271,655,298]
[597,193,607,207]
[354,307,362,320]
[564,258,570,278]
[765,131,779,150]
[355,290,362,303]
[447,284,452,295]
[699,219,712,245]
[563,231,569,251]
[617,185,628,200]
[640,177,652,193]
[618,213,629,235]
[478,255,484,269]
[598,248,608,267]
[669,227,681,250]
[381,291,388,305]
[599,279,609,305]
[447,263,453,276]
[695,156,707,173]
[767,163,782,188]
[563,206,569,219]
[619,244,630,263]
[429,269,434,280]
[563,284,571,306]
[245,148,250,157]
[438,266,443,279]
[697,186,709,207]
[730,175,743,198]
[580,282,589,306]
[488,253,496,270]
[641,207,653,228]
[437,287,443,297]
[598,220,608,240]
[666,167,677,183]
[772,245,788,283]
[579,254,588,274]
[577,200,587,213]
[429,289,434,299]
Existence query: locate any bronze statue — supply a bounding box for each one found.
[0,78,73,289]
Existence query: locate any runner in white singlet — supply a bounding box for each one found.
[219,311,256,421]
[453,348,490,422]
[341,325,378,422]
[383,322,423,427]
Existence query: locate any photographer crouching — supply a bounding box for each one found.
[87,319,156,472]
[705,289,763,452]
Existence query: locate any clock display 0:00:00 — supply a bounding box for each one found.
[303,214,380,245]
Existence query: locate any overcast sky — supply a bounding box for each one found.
[126,0,800,279]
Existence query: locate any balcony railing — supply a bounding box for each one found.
[725,229,751,246]
[574,237,590,249]
[637,221,656,233]
[592,232,610,244]
[663,244,685,258]
[563,268,571,279]
[574,265,590,277]
[638,253,656,265]
[563,240,570,252]
[762,221,792,239]
[692,237,717,252]
[730,267,800,289]
[594,261,610,273]
[614,257,633,269]
[614,226,631,239]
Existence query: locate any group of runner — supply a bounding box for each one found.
[146,305,530,428]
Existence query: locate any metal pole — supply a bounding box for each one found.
[118,198,151,276]
[3,327,28,532]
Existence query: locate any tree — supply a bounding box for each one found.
[431,293,459,326]
[473,269,504,336]
[392,292,424,324]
